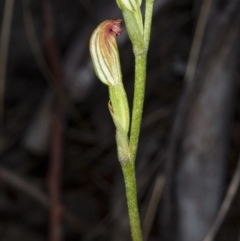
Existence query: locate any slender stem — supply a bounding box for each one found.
[144,0,154,47]
[129,53,147,163]
[115,1,155,241]
[129,0,154,163]
[121,161,142,241]
[119,52,147,241]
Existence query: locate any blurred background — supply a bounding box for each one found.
[0,0,240,241]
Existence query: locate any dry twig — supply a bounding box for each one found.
[0,0,15,149]
[43,1,67,240]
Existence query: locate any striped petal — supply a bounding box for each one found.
[90,20,122,86]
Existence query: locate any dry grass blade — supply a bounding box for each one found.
[22,0,52,82]
[184,0,213,83]
[202,155,240,241]
[143,175,165,241]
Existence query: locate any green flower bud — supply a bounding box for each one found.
[89,20,122,86]
[116,0,142,11]
[115,0,143,48]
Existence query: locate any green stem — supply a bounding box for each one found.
[129,52,147,163]
[129,0,154,163]
[144,0,154,47]
[121,161,142,241]
[118,1,155,241]
[122,50,146,241]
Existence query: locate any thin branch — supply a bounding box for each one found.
[42,0,67,240]
[0,0,15,148]
[48,104,64,241]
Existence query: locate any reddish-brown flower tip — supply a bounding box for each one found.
[108,19,122,36]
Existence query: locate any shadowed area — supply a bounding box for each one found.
[0,0,240,241]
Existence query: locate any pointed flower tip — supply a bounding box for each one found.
[90,20,123,86]
[116,0,142,11]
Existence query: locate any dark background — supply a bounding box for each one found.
[0,0,240,241]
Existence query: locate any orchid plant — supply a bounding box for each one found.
[89,0,154,240]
